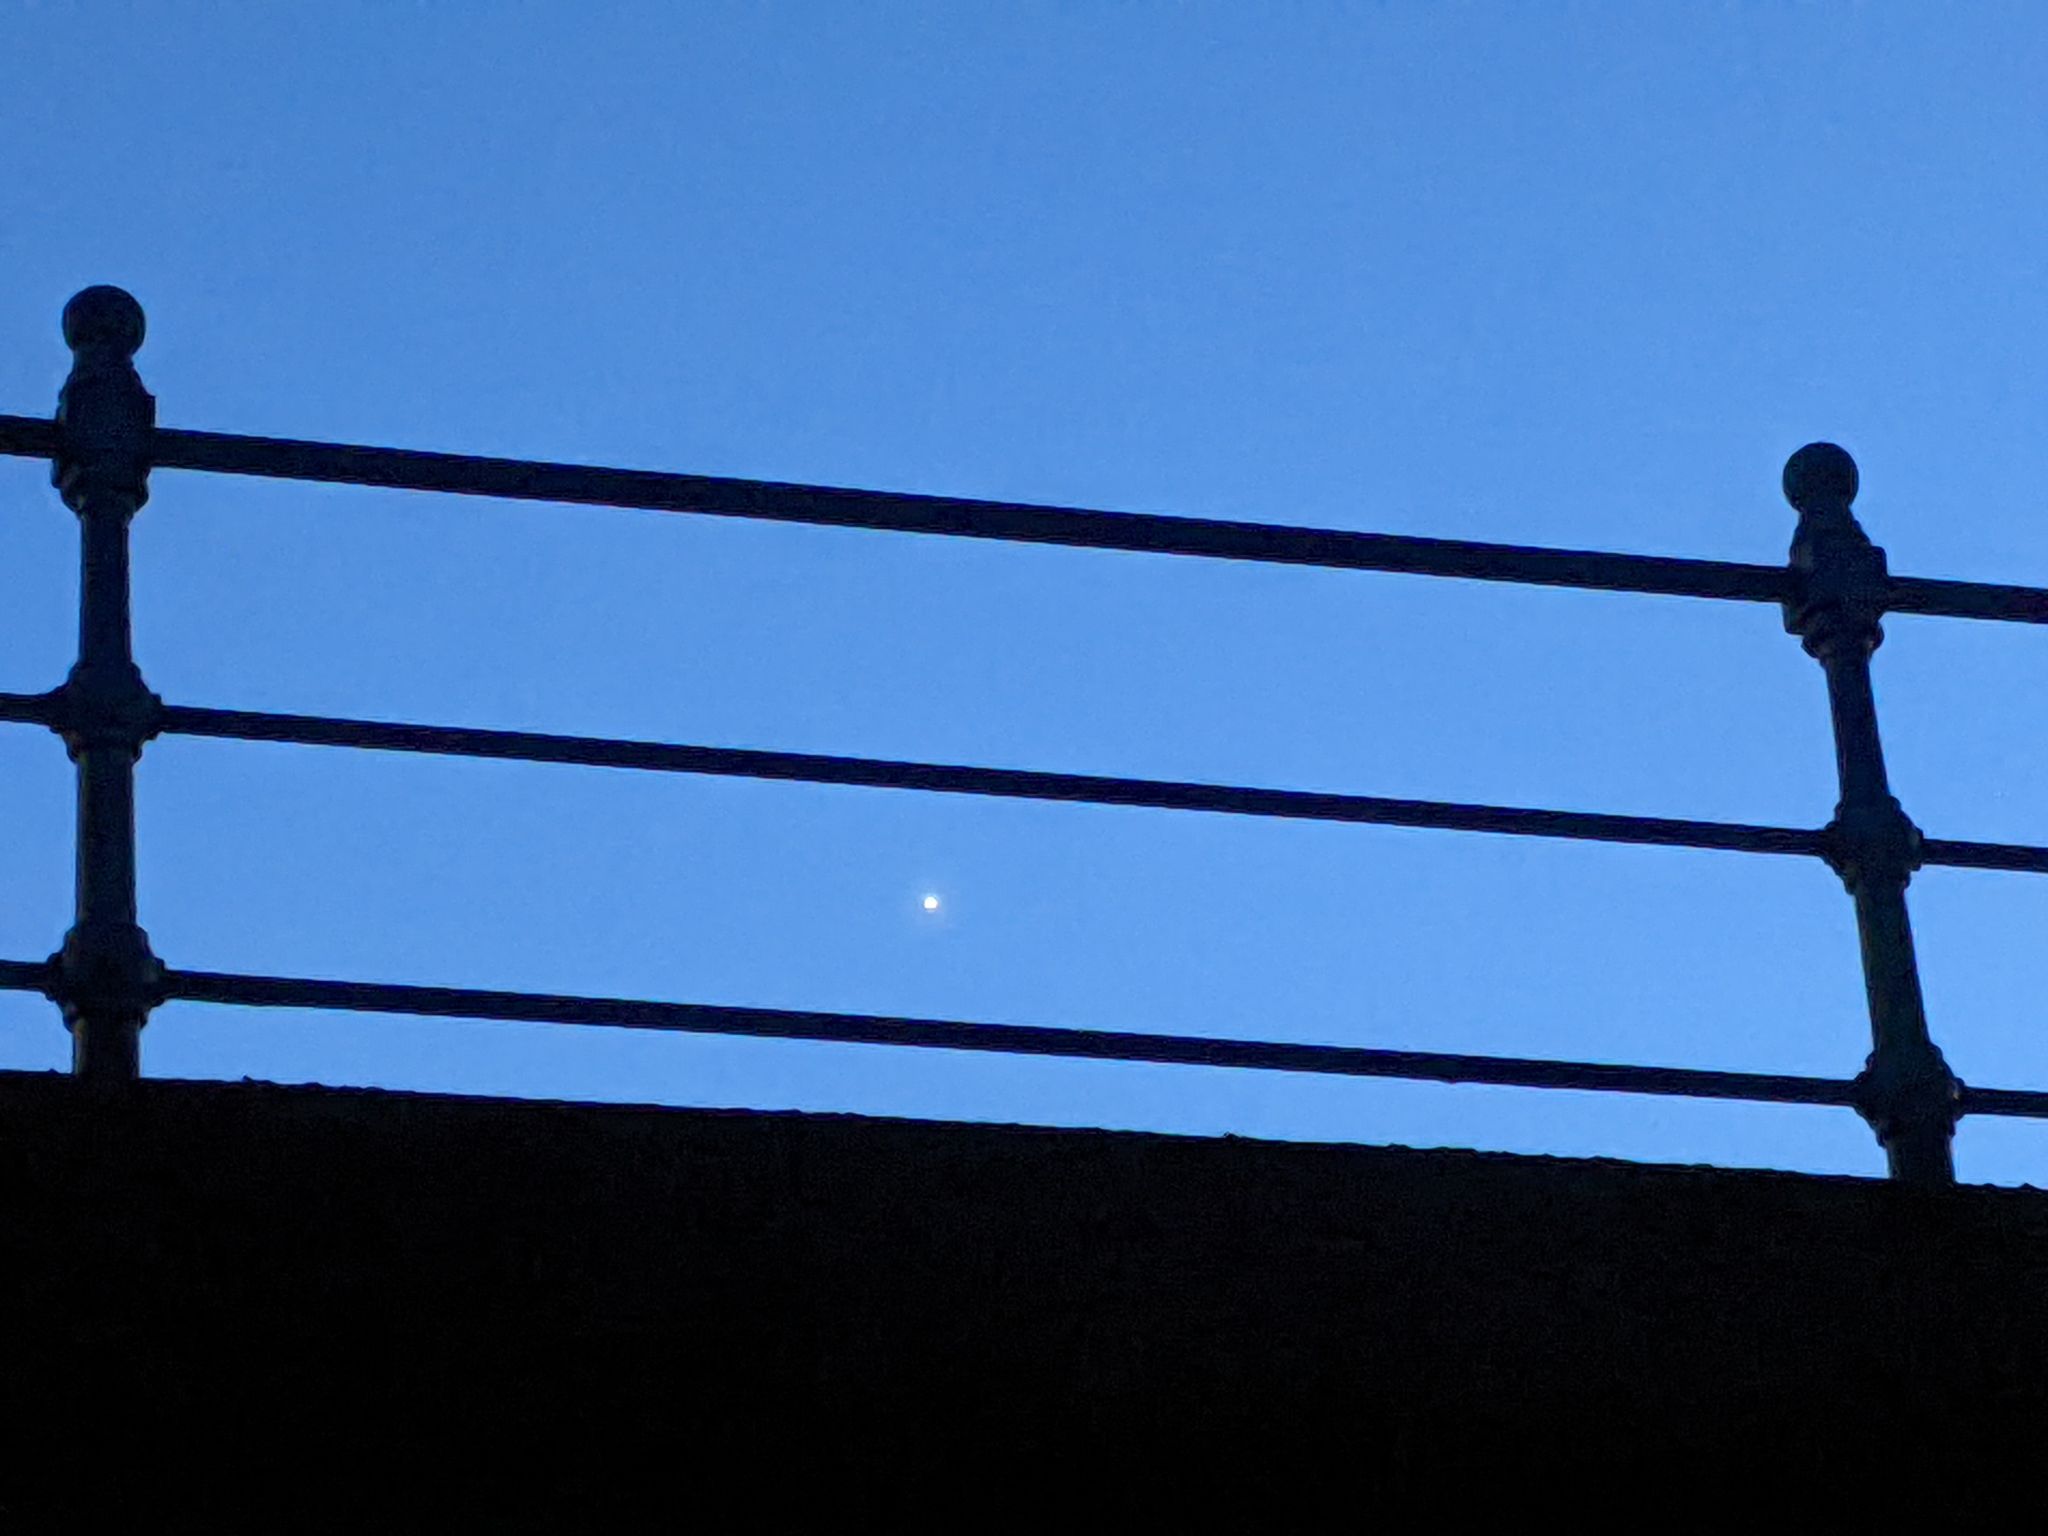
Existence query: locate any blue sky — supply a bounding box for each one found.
[3,2,2046,1181]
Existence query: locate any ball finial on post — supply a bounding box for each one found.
[52,286,154,517]
[1782,442,1859,517]
[61,285,146,358]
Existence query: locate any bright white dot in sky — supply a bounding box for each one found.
[921,894,941,912]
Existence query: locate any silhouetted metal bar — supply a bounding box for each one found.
[46,290,166,1082]
[0,957,53,993]
[1917,839,2048,875]
[0,953,2012,1118]
[160,965,1864,1107]
[0,414,56,458]
[0,690,52,726]
[0,413,1784,599]
[19,690,2048,868]
[1885,576,2048,625]
[1781,445,1960,1186]
[158,702,1822,857]
[139,426,1815,599]
[19,689,2048,873]
[1959,1085,2048,1119]
[8,412,2048,621]
[149,703,2048,872]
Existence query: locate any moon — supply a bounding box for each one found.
[921,894,941,912]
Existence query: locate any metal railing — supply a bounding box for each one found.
[4,284,2046,1186]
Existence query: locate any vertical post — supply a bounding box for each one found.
[1781,443,1959,1186]
[49,286,163,1081]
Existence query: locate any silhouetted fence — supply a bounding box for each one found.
[4,285,2045,1185]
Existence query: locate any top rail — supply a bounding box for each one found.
[7,414,2044,620]
[0,414,1787,600]
[5,413,2043,620]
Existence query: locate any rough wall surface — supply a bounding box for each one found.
[1,1070,2043,1517]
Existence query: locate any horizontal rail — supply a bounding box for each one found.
[163,966,1865,1106]
[1958,1085,2048,1118]
[0,691,50,725]
[148,426,1802,599]
[0,412,1786,601]
[0,415,54,458]
[8,412,2046,621]
[9,956,2048,1118]
[1886,576,2048,625]
[5,692,2045,870]
[0,958,51,993]
[119,706,2048,872]
[157,703,1830,856]
[1918,839,2048,875]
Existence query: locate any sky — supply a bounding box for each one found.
[3,2,2046,1183]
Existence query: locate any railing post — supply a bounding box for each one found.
[48,286,163,1081]
[1781,443,1960,1185]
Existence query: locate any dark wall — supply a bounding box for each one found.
[2,1070,2044,1517]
